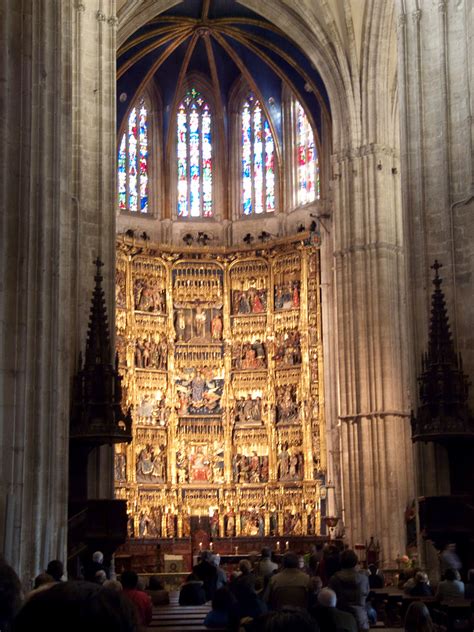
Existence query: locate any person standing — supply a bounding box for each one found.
[439,544,462,578]
[193,550,218,601]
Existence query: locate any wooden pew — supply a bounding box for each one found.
[147,592,223,632]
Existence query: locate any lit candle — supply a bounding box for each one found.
[199,542,203,551]
[276,541,280,552]
[209,542,213,551]
[285,540,289,550]
[235,546,238,555]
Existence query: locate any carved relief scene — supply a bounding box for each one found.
[176,369,224,415]
[134,334,168,370]
[133,257,167,314]
[276,384,299,424]
[232,453,269,483]
[234,393,264,426]
[277,440,304,481]
[232,339,267,370]
[135,428,168,483]
[174,306,223,342]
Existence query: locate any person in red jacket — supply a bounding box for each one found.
[121,570,153,628]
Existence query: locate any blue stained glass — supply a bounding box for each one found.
[202,104,212,217]
[176,88,213,217]
[296,101,319,205]
[118,99,149,214]
[128,107,138,212]
[242,102,252,215]
[177,103,188,217]
[139,104,148,212]
[118,134,126,211]
[264,119,275,211]
[241,95,276,216]
[253,105,263,214]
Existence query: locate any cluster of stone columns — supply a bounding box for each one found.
[0,0,117,584]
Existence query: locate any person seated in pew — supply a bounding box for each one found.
[234,560,258,593]
[0,557,22,631]
[211,554,228,591]
[146,576,170,606]
[121,570,153,628]
[308,576,323,611]
[407,572,433,597]
[263,552,311,611]
[12,581,136,632]
[256,548,279,588]
[401,568,421,593]
[367,565,384,590]
[27,573,55,598]
[229,575,267,626]
[179,572,207,605]
[435,568,465,600]
[464,568,474,600]
[258,606,316,632]
[404,601,433,632]
[328,550,370,631]
[311,587,358,632]
[203,587,237,629]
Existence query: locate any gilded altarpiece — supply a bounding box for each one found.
[115,237,326,539]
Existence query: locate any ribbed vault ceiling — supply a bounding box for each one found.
[117,0,330,142]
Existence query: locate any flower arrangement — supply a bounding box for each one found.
[396,554,410,569]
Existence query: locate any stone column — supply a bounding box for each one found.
[0,0,73,584]
[0,0,118,583]
[332,142,414,564]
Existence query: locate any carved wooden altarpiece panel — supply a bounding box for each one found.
[115,236,326,538]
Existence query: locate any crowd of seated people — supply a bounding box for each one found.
[191,545,473,631]
[180,547,370,631]
[2,543,474,632]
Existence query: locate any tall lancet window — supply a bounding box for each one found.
[296,101,319,204]
[177,87,213,218]
[118,97,149,213]
[241,94,275,215]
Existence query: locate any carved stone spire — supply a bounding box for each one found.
[411,261,474,441]
[85,257,111,367]
[426,260,457,367]
[70,258,132,444]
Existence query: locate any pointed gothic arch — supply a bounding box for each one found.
[117,84,163,218]
[167,73,223,221]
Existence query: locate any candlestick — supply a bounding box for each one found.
[235,546,238,555]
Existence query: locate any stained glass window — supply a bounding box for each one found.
[176,88,213,218]
[241,94,275,215]
[296,101,319,205]
[118,98,149,213]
